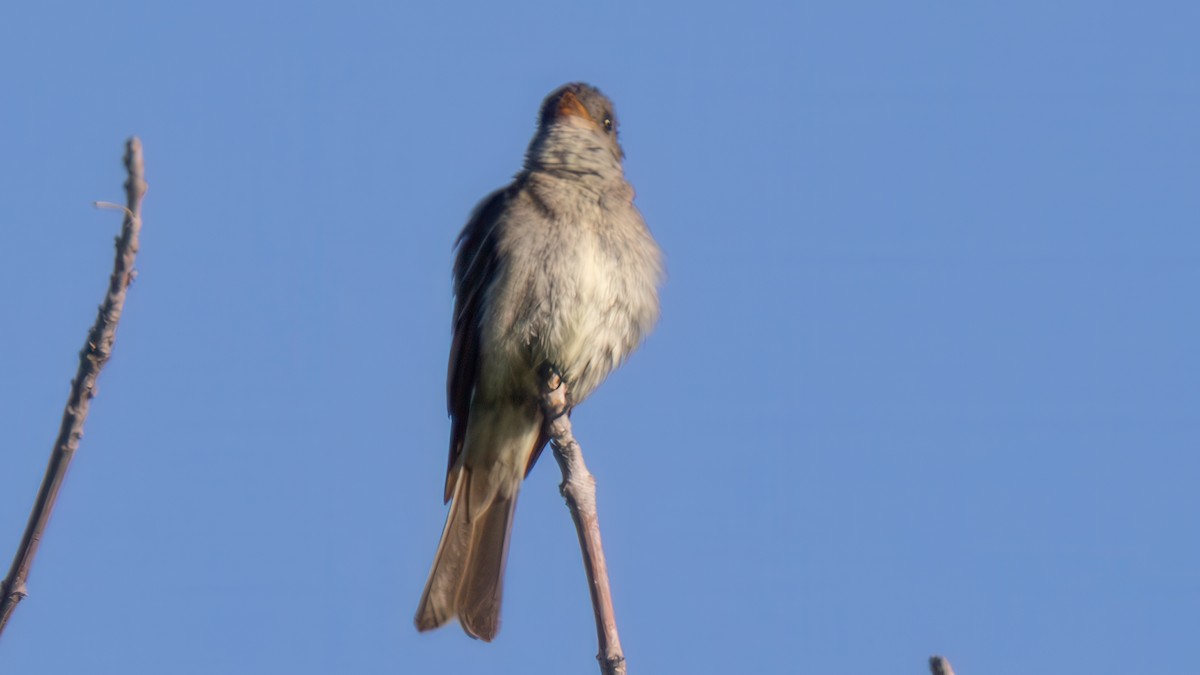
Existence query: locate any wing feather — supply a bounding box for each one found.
[445,187,511,502]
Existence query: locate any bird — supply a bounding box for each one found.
[414,82,663,642]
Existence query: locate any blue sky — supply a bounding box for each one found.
[2,1,1197,673]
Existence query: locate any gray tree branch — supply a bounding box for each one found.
[538,371,626,675]
[930,655,956,675]
[0,138,147,639]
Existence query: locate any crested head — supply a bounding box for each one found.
[526,82,625,175]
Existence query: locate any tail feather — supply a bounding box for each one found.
[414,465,519,642]
[416,402,541,641]
[456,492,517,640]
[414,468,475,633]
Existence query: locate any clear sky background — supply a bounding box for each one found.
[2,2,1197,673]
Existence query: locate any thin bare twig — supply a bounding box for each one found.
[930,655,956,675]
[0,138,147,638]
[538,371,626,675]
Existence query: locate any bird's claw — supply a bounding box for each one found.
[538,363,563,392]
[538,364,570,418]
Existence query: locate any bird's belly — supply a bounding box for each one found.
[483,209,658,405]
[536,237,633,401]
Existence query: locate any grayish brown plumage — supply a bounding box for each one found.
[414,83,663,641]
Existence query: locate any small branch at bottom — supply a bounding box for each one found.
[929,655,956,675]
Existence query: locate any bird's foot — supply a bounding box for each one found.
[537,364,570,419]
[538,363,563,391]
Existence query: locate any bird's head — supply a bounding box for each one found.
[527,82,625,172]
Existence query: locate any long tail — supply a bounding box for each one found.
[414,464,520,641]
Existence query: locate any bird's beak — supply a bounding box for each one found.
[556,91,594,123]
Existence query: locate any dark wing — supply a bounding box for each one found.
[524,427,552,479]
[444,187,511,502]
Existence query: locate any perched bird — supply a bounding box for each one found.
[414,82,663,641]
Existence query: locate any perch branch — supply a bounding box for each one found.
[929,655,956,675]
[538,371,626,675]
[0,138,146,638]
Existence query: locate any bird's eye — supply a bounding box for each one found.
[603,117,613,132]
